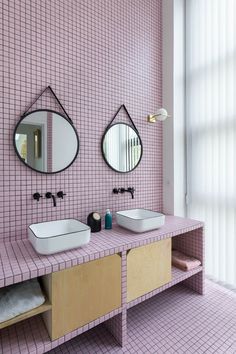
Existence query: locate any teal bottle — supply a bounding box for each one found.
[105,209,112,229]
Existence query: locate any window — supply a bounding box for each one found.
[186,0,236,286]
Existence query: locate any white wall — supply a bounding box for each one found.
[162,0,186,216]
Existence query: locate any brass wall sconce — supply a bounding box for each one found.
[147,108,170,123]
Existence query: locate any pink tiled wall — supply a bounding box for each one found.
[0,0,163,242]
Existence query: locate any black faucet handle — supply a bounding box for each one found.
[113,188,119,194]
[57,191,66,199]
[33,192,42,202]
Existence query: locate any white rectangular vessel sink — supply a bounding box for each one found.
[28,219,91,255]
[116,209,165,233]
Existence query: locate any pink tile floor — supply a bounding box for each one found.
[48,280,236,354]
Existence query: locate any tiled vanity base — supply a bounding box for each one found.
[0,216,204,353]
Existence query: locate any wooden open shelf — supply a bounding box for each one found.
[127,265,203,309]
[0,299,52,330]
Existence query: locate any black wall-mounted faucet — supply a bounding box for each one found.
[45,192,57,207]
[113,187,135,199]
[33,191,66,206]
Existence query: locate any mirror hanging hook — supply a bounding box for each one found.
[105,104,139,133]
[22,86,73,124]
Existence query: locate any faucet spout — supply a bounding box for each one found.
[51,194,56,207]
[127,187,135,199]
[45,192,57,207]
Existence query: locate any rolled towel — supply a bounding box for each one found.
[172,250,201,271]
[0,278,45,323]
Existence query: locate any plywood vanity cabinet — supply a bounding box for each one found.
[42,254,122,340]
[127,238,172,302]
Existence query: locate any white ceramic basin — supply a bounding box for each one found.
[116,209,165,233]
[28,219,91,255]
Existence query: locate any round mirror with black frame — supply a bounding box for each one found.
[101,123,143,173]
[13,109,79,174]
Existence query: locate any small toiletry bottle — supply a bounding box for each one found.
[105,209,112,229]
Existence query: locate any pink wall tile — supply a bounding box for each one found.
[0,0,163,242]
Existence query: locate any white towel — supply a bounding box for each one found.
[0,278,45,323]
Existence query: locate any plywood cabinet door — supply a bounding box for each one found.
[127,239,171,302]
[43,254,121,340]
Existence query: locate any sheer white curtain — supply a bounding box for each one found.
[186,0,236,286]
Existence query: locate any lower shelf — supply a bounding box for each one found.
[0,299,52,330]
[0,307,123,354]
[127,265,203,309]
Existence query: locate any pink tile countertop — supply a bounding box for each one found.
[0,216,204,289]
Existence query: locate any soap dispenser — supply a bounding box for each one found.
[105,209,112,229]
[87,212,101,232]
